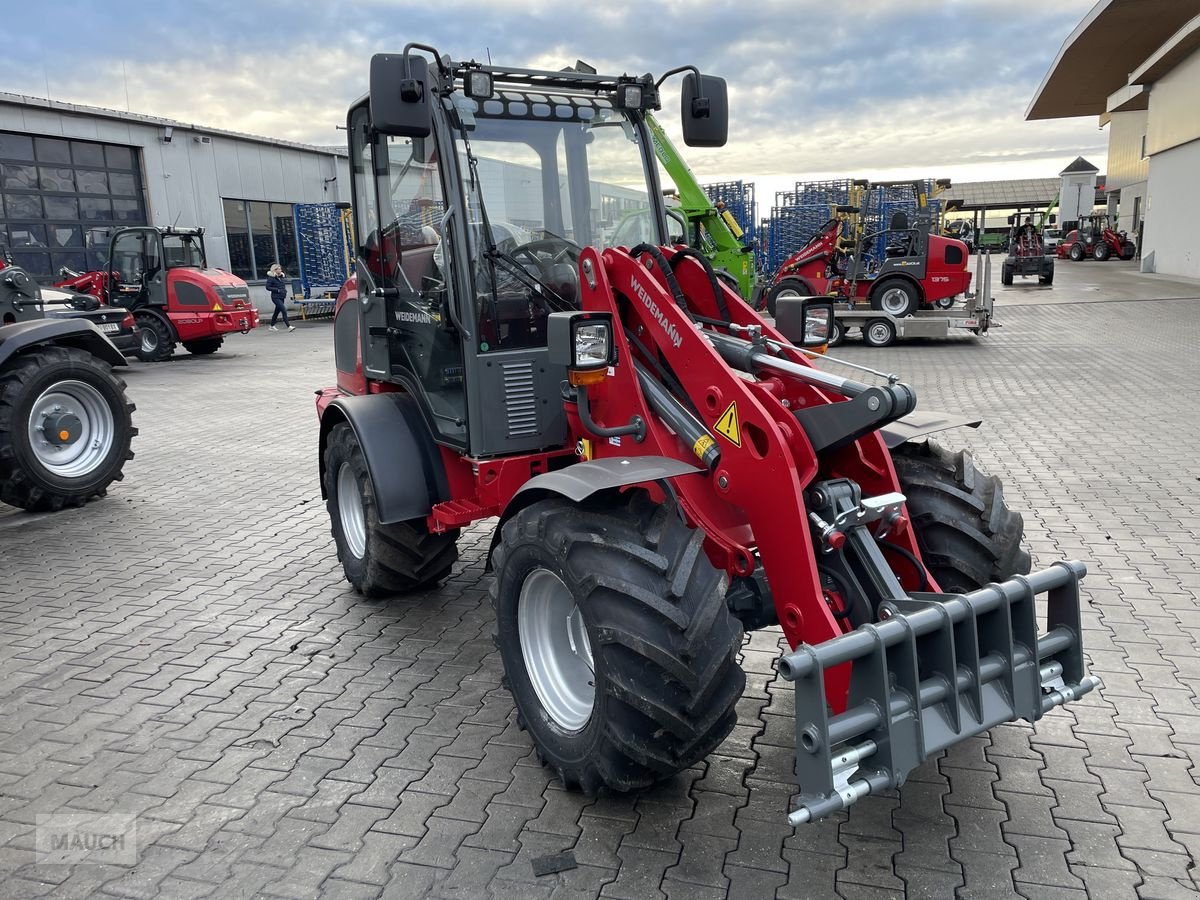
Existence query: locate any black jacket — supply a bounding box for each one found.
[265,274,288,301]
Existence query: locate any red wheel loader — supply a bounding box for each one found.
[315,48,1100,824]
[55,226,258,361]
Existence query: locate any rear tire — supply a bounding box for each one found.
[0,346,136,512]
[1039,263,1054,285]
[135,313,175,362]
[183,337,223,355]
[863,318,896,348]
[491,493,745,793]
[323,423,458,596]
[870,278,918,317]
[891,440,1030,593]
[1069,244,1084,262]
[1001,264,1014,286]
[765,277,814,318]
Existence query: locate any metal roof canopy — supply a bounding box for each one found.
[1025,0,1200,120]
[942,178,1059,212]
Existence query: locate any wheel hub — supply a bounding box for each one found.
[880,288,908,315]
[518,568,595,732]
[141,328,157,352]
[26,381,115,477]
[336,462,367,559]
[41,412,83,446]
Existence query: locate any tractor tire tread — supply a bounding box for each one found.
[891,440,1030,593]
[324,423,458,596]
[491,492,744,793]
[0,346,136,512]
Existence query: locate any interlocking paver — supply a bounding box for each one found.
[4,289,1200,897]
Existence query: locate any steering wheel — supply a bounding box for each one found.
[509,237,582,306]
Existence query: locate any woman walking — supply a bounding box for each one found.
[266,264,294,332]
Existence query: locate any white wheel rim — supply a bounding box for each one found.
[26,380,115,477]
[869,323,892,345]
[879,287,909,315]
[518,568,594,732]
[337,462,367,559]
[141,328,157,352]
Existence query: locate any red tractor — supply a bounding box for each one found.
[764,195,972,319]
[56,226,258,361]
[315,50,1099,824]
[1056,215,1136,262]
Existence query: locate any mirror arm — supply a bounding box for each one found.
[655,65,702,90]
[402,43,448,79]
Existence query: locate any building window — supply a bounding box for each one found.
[0,130,146,277]
[1141,134,1147,159]
[221,197,298,280]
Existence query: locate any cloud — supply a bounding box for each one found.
[1,0,1104,192]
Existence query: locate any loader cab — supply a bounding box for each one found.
[105,227,207,311]
[345,53,726,458]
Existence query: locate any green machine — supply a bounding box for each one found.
[643,114,757,300]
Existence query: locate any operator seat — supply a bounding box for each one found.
[885,211,912,258]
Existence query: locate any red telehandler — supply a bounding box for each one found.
[56,226,258,361]
[315,49,1100,825]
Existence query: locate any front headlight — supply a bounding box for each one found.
[574,323,611,369]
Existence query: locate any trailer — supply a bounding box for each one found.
[785,251,995,348]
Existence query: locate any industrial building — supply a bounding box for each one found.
[0,92,351,284]
[1028,0,1200,278]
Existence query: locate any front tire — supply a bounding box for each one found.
[891,441,1030,593]
[1093,242,1111,261]
[828,318,845,347]
[1069,243,1085,262]
[1001,264,1014,286]
[0,346,136,512]
[491,493,745,793]
[870,278,918,317]
[135,313,175,362]
[183,337,223,355]
[1040,263,1054,285]
[765,277,814,318]
[323,423,458,596]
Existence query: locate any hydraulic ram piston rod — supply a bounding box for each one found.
[707,331,869,397]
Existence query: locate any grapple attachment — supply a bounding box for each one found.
[778,560,1102,825]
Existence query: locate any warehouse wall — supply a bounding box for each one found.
[1145,47,1200,157]
[1143,137,1200,279]
[0,100,350,276]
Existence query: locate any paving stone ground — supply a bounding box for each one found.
[2,280,1200,898]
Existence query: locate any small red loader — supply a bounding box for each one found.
[56,226,258,361]
[314,48,1100,824]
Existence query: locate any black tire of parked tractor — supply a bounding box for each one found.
[491,492,745,794]
[135,312,175,362]
[932,295,956,310]
[765,277,815,318]
[870,278,919,318]
[863,318,896,348]
[182,337,223,355]
[1121,243,1136,261]
[1040,263,1054,286]
[323,423,459,597]
[1069,243,1085,262]
[891,440,1031,594]
[1093,242,1111,262]
[1001,264,1014,286]
[0,346,136,512]
[828,318,846,347]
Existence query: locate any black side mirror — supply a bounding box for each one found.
[370,53,432,138]
[681,73,728,147]
[774,296,835,349]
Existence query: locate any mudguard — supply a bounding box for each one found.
[512,456,703,505]
[318,392,449,524]
[879,410,982,449]
[0,318,127,369]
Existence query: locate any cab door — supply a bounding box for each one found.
[106,228,168,310]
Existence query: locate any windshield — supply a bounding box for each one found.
[163,234,205,268]
[451,97,654,351]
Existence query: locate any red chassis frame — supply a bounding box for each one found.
[318,245,935,704]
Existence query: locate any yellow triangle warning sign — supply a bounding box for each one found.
[714,401,741,447]
[212,303,222,311]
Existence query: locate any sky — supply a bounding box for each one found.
[1,0,1105,206]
